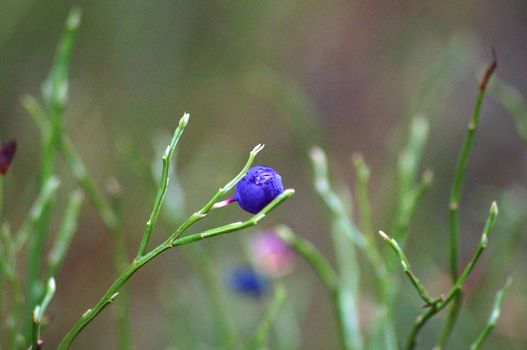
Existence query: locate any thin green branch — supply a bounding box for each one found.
[489,76,527,143]
[397,116,430,204]
[24,73,131,349]
[448,55,497,279]
[21,95,48,137]
[405,202,498,350]
[442,55,497,348]
[14,177,60,251]
[310,147,365,247]
[309,147,363,350]
[137,113,189,257]
[1,225,25,349]
[275,225,351,350]
[40,7,81,184]
[378,231,437,307]
[57,189,293,349]
[352,154,397,350]
[248,284,287,350]
[351,154,388,281]
[27,10,81,339]
[275,225,338,291]
[31,278,56,349]
[392,115,431,242]
[469,278,512,350]
[351,154,374,236]
[46,190,84,278]
[62,135,120,230]
[184,245,240,348]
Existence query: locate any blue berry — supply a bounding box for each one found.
[234,166,284,214]
[228,266,268,297]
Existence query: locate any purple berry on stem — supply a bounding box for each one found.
[234,165,284,214]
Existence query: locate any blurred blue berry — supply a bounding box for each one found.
[234,166,284,214]
[228,266,268,297]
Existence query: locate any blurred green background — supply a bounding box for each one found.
[1,0,527,349]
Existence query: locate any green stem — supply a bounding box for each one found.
[31,278,56,348]
[405,202,498,350]
[57,189,293,349]
[441,56,497,349]
[393,170,433,246]
[469,278,512,350]
[275,225,352,350]
[24,92,131,349]
[248,285,287,350]
[1,228,24,350]
[15,177,60,252]
[136,113,189,257]
[26,9,81,340]
[185,245,239,347]
[352,154,397,350]
[310,147,363,350]
[275,225,339,291]
[46,191,84,278]
[352,154,374,237]
[61,135,120,230]
[378,231,437,306]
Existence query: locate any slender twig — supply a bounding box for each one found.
[275,225,351,350]
[146,141,240,348]
[310,147,363,350]
[378,231,437,307]
[275,225,339,292]
[26,9,81,339]
[351,154,374,237]
[248,284,287,350]
[40,7,81,184]
[352,154,389,282]
[396,116,430,201]
[136,113,189,257]
[23,94,120,231]
[352,154,397,350]
[404,201,498,350]
[1,226,25,349]
[14,177,60,251]
[469,278,512,350]
[31,278,56,349]
[310,147,365,247]
[440,53,497,349]
[184,245,240,347]
[46,190,84,278]
[392,116,431,242]
[448,53,497,280]
[489,75,527,143]
[24,67,133,350]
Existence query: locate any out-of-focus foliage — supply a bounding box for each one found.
[1,1,527,349]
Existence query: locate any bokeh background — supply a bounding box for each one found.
[1,0,527,349]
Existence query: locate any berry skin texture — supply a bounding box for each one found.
[234,165,284,214]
